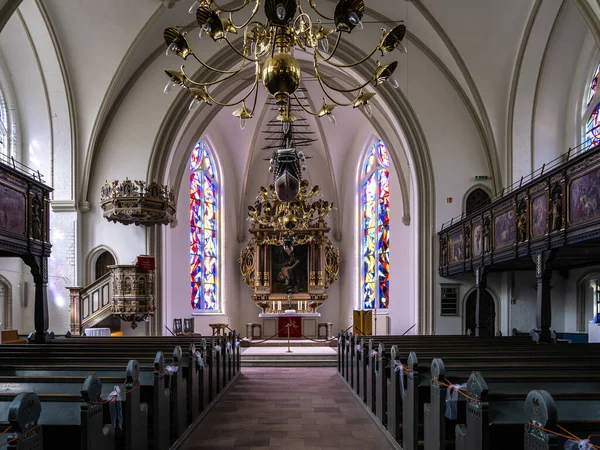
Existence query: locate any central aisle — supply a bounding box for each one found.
[181,367,395,449]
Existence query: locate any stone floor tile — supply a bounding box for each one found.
[179,368,394,449]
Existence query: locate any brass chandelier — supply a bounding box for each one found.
[163,0,406,129]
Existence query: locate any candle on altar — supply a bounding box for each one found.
[278,300,281,311]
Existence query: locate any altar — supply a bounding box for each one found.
[239,181,341,338]
[258,312,321,338]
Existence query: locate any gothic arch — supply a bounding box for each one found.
[86,245,118,285]
[147,39,436,334]
[0,273,13,330]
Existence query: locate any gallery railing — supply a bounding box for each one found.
[438,132,600,276]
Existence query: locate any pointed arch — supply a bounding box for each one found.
[86,245,119,285]
[190,140,219,312]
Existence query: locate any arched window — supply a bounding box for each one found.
[584,63,600,148]
[465,188,491,216]
[361,140,390,310]
[190,141,218,311]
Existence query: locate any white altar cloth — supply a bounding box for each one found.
[84,327,111,337]
[258,312,320,318]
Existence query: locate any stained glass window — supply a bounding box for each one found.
[361,140,390,309]
[586,104,600,148]
[190,141,218,311]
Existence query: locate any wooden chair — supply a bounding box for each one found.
[184,318,195,334]
[173,319,183,335]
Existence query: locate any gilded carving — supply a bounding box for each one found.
[238,239,256,287]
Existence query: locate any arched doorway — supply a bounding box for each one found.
[0,274,12,330]
[465,290,496,336]
[94,251,115,281]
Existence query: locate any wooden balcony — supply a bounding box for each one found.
[439,145,600,276]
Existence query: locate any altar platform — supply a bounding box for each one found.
[240,339,337,367]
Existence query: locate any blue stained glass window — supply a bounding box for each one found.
[190,141,218,311]
[361,140,390,309]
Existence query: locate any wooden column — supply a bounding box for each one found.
[474,267,489,337]
[67,287,83,335]
[22,255,50,342]
[533,251,556,342]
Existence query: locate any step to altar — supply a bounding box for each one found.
[240,343,337,367]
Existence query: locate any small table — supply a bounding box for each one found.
[84,328,111,337]
[209,323,229,336]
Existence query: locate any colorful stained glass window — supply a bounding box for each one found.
[588,64,600,107]
[361,140,390,309]
[190,141,218,311]
[586,104,600,148]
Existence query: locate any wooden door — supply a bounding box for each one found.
[465,290,495,336]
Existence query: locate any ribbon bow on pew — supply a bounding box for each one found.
[108,385,124,430]
[565,438,593,449]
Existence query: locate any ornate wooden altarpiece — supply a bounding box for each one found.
[0,156,52,342]
[239,181,341,314]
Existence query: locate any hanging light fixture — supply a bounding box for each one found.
[163,0,406,127]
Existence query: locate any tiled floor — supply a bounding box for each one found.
[181,367,395,449]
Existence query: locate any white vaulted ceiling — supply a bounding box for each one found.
[0,0,597,217]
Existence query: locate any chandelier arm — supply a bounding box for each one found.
[227,0,261,29]
[224,36,272,62]
[182,62,247,87]
[250,74,260,113]
[316,78,363,107]
[205,70,260,107]
[314,32,342,63]
[210,0,255,13]
[314,43,379,68]
[316,66,374,93]
[305,0,334,20]
[292,93,320,116]
[190,52,243,74]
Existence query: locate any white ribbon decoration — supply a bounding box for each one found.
[355,344,362,353]
[108,385,123,430]
[165,365,179,374]
[392,360,405,396]
[235,340,240,348]
[227,342,232,353]
[445,383,467,420]
[194,351,205,368]
[564,439,592,450]
[370,350,379,358]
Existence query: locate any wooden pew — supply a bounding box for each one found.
[0,352,168,449]
[523,389,600,450]
[354,336,600,450]
[0,392,43,449]
[0,336,236,447]
[453,371,600,450]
